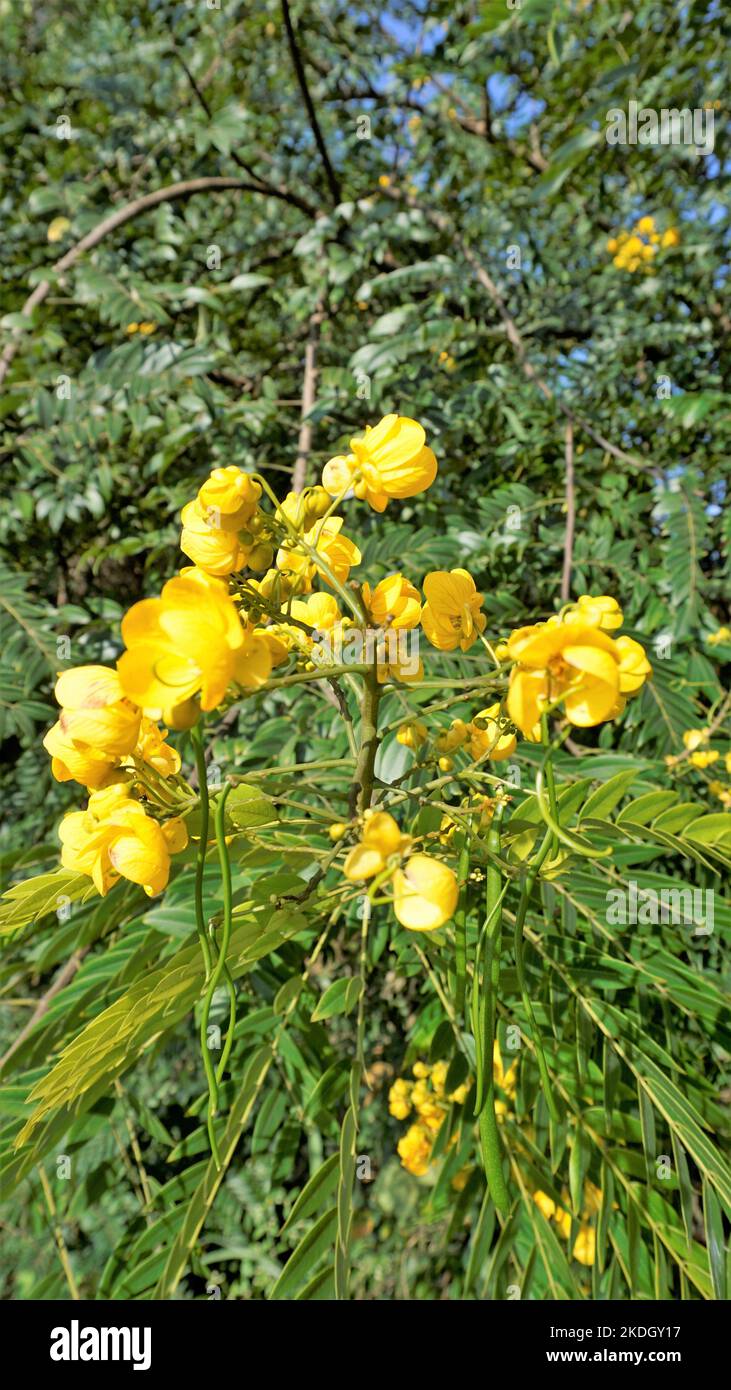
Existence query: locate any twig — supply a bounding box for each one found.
[292,295,326,490]
[38,1164,80,1300]
[280,0,341,206]
[561,418,575,603]
[0,948,89,1074]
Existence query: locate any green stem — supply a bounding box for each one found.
[351,664,381,815]
[200,783,236,1170]
[474,801,510,1214]
[513,825,560,1123]
[190,722,213,980]
[453,824,472,1017]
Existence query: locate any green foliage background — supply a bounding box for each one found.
[0,0,729,1301]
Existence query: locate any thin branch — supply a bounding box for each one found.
[292,294,326,490]
[0,176,310,387]
[280,0,341,206]
[0,947,89,1073]
[561,419,575,603]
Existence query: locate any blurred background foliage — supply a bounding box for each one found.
[0,0,729,1300]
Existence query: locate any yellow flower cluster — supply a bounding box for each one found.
[389,1059,470,1176]
[506,595,651,737]
[391,1044,515,1176]
[677,729,731,805]
[607,216,680,272]
[533,1179,603,1266]
[707,626,731,646]
[342,810,458,931]
[43,665,188,897]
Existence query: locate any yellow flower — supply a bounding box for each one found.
[567,594,623,631]
[328,822,347,841]
[276,516,361,590]
[44,665,142,789]
[636,215,656,236]
[397,1121,432,1175]
[118,568,271,720]
[180,500,250,577]
[493,1039,517,1098]
[288,591,343,644]
[572,1225,596,1266]
[682,728,709,751]
[392,854,458,931]
[421,569,486,652]
[378,174,391,189]
[343,811,411,881]
[554,1206,572,1240]
[388,1078,413,1120]
[506,619,624,735]
[362,572,421,629]
[138,322,156,335]
[614,635,652,694]
[707,626,731,646]
[397,720,428,750]
[436,719,468,754]
[59,784,188,897]
[197,466,261,530]
[322,415,437,513]
[47,216,71,243]
[133,717,181,777]
[726,752,731,775]
[661,226,680,248]
[467,705,517,761]
[690,750,719,768]
[533,1190,557,1221]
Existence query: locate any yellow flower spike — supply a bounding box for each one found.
[421,569,487,652]
[467,704,517,761]
[361,572,422,629]
[572,1225,596,1267]
[397,719,428,750]
[118,567,271,716]
[322,415,437,513]
[392,854,458,931]
[180,500,250,577]
[197,466,261,530]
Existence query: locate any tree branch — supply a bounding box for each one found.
[281,0,341,207]
[0,177,308,386]
[561,419,575,604]
[292,294,326,490]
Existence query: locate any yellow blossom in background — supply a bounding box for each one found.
[573,1225,596,1266]
[682,728,709,752]
[397,1122,432,1175]
[707,626,731,646]
[47,215,71,243]
[59,783,187,897]
[388,1077,413,1120]
[661,226,680,248]
[343,810,411,881]
[533,1190,557,1221]
[421,569,486,651]
[322,415,437,512]
[467,704,517,761]
[392,853,458,930]
[361,572,422,629]
[118,567,271,721]
[397,719,428,749]
[690,749,719,768]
